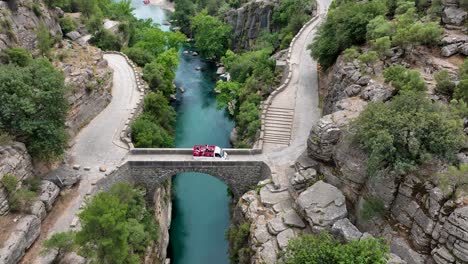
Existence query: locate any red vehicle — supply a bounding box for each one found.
[192,145,228,160]
[143,0,150,4]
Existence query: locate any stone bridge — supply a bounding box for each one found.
[97,148,270,200]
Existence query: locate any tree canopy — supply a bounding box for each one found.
[191,11,232,59]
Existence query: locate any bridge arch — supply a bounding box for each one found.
[97,160,271,200]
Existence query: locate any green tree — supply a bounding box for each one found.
[123,46,155,66]
[131,116,174,148]
[43,232,77,256]
[435,70,456,96]
[89,29,122,51]
[343,47,360,62]
[76,0,98,17]
[358,51,379,69]
[37,23,53,57]
[226,222,251,263]
[353,91,465,176]
[372,36,392,58]
[59,17,77,34]
[0,59,69,160]
[143,60,174,97]
[383,65,426,92]
[215,81,242,110]
[366,15,393,41]
[142,92,176,134]
[283,232,389,264]
[191,11,232,59]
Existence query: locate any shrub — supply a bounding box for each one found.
[89,29,122,51]
[43,231,76,255]
[191,11,232,59]
[361,197,386,220]
[24,177,42,193]
[131,116,174,148]
[435,70,456,96]
[9,189,36,212]
[343,47,360,62]
[4,47,32,67]
[353,91,465,176]
[0,131,13,146]
[383,65,426,92]
[280,32,293,50]
[123,46,155,67]
[226,222,251,263]
[283,232,389,264]
[37,23,53,57]
[1,174,19,193]
[31,4,42,17]
[59,17,77,34]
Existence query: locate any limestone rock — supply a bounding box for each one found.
[0,215,41,264]
[387,253,408,264]
[259,186,290,206]
[331,218,363,242]
[441,44,460,57]
[277,228,296,250]
[290,167,317,190]
[267,216,287,235]
[361,84,393,102]
[257,240,278,264]
[33,248,59,264]
[459,43,468,56]
[296,181,347,228]
[390,237,427,264]
[38,180,60,211]
[58,252,86,264]
[29,200,46,220]
[0,187,9,215]
[66,31,81,41]
[442,7,467,26]
[253,224,272,244]
[283,210,306,228]
[345,84,362,97]
[44,166,81,188]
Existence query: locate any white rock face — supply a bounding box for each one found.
[38,180,60,211]
[331,218,363,242]
[0,215,41,264]
[296,180,347,228]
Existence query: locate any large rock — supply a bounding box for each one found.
[360,84,393,102]
[441,44,460,57]
[29,200,46,220]
[44,166,81,188]
[332,218,363,242]
[390,237,427,264]
[259,186,290,206]
[58,252,86,264]
[277,228,296,250]
[38,180,60,211]
[290,167,317,190]
[442,7,467,26]
[0,215,41,264]
[296,181,347,228]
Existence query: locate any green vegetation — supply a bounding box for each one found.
[59,16,77,35]
[361,197,386,221]
[191,11,232,59]
[310,0,443,69]
[1,47,32,67]
[226,222,252,263]
[43,232,77,256]
[43,183,159,263]
[383,65,426,92]
[282,232,389,264]
[0,58,68,160]
[438,164,468,194]
[37,23,53,57]
[353,91,465,176]
[435,70,456,96]
[131,92,176,148]
[454,59,468,103]
[215,48,276,146]
[1,174,19,193]
[89,29,122,51]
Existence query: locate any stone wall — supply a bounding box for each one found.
[97,160,270,199]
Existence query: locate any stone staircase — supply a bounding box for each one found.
[263,107,294,145]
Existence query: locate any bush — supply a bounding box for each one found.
[0,59,69,160]
[361,197,386,220]
[31,4,42,17]
[37,23,53,57]
[191,11,232,59]
[226,222,251,263]
[131,116,174,148]
[383,65,426,92]
[89,29,122,51]
[280,32,293,50]
[435,70,456,96]
[4,47,32,67]
[454,59,468,102]
[353,91,465,176]
[123,46,154,67]
[24,177,42,193]
[59,17,77,34]
[43,231,76,255]
[9,189,36,212]
[1,174,19,193]
[283,232,389,264]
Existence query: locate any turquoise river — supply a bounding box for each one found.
[132,1,234,263]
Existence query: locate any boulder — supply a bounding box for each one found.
[58,252,86,264]
[361,84,393,102]
[259,186,290,206]
[257,240,278,264]
[441,44,459,57]
[29,200,46,220]
[38,180,60,211]
[253,224,272,244]
[0,187,9,215]
[44,166,81,188]
[387,253,407,264]
[296,181,347,228]
[267,216,287,235]
[331,218,363,242]
[442,7,467,26]
[277,228,296,250]
[344,84,362,97]
[459,43,468,56]
[283,210,306,228]
[390,237,427,264]
[0,215,41,264]
[290,167,318,190]
[65,31,81,41]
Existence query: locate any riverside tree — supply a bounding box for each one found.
[191,11,232,59]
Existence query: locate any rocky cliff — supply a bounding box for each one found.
[224,0,277,51]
